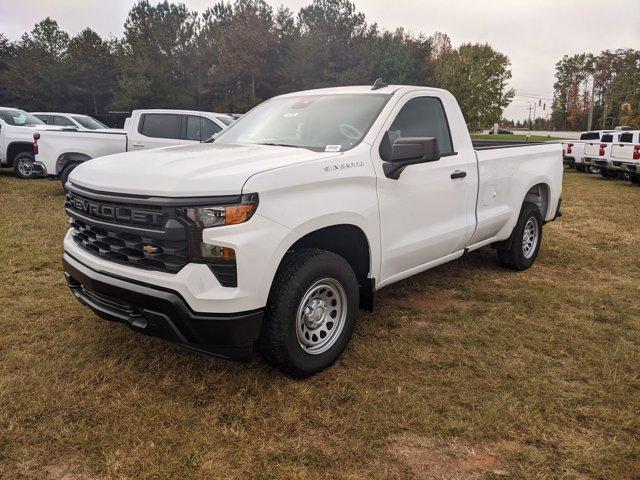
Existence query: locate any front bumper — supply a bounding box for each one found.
[63,253,263,361]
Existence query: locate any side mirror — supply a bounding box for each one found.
[379,132,440,179]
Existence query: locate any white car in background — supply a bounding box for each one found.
[31,112,110,130]
[34,109,235,186]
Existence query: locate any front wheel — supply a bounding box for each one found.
[258,249,359,378]
[13,152,37,179]
[60,162,79,189]
[497,202,543,271]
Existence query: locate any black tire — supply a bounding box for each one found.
[258,248,359,378]
[631,174,640,185]
[599,168,609,178]
[497,202,543,271]
[575,164,585,172]
[60,162,79,189]
[13,152,36,179]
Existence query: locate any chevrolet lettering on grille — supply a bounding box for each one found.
[67,195,164,225]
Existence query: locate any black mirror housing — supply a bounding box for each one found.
[380,133,440,179]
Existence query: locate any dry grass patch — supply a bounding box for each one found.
[392,433,518,479]
[0,168,639,479]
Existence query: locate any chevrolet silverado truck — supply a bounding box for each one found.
[62,83,563,377]
[0,107,64,178]
[562,130,613,172]
[34,109,234,186]
[583,131,627,177]
[608,130,640,183]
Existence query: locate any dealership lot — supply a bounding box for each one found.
[1,169,638,478]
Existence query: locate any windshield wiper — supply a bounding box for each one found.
[255,142,301,148]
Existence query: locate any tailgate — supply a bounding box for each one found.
[611,143,633,161]
[583,142,600,157]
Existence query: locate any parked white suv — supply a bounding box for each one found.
[62,84,563,377]
[31,112,110,130]
[34,109,235,185]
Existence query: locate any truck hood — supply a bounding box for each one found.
[69,142,340,197]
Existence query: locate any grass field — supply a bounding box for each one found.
[471,134,567,142]
[1,168,639,479]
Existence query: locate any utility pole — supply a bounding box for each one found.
[587,75,595,131]
[527,103,533,131]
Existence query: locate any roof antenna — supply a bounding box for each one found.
[371,78,388,91]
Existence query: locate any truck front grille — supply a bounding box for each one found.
[70,218,189,273]
[65,185,238,287]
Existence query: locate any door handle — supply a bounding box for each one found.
[450,170,467,179]
[131,142,145,147]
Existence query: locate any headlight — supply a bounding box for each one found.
[180,193,258,228]
[176,194,258,288]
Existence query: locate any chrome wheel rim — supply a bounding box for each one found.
[522,216,539,259]
[17,157,33,177]
[296,278,347,355]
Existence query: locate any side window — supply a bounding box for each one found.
[35,115,51,124]
[185,115,222,141]
[619,133,632,143]
[387,97,454,155]
[139,114,181,139]
[53,116,76,127]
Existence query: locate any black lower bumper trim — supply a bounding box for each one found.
[63,253,263,361]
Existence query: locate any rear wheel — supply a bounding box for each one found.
[258,248,359,378]
[631,174,640,185]
[497,202,543,271]
[13,152,36,179]
[588,165,600,174]
[575,164,585,172]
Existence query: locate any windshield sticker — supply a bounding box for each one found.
[325,145,342,152]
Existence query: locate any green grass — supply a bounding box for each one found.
[1,168,639,479]
[471,133,567,142]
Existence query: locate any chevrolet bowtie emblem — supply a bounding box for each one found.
[142,245,159,254]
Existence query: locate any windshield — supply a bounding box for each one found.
[215,94,390,151]
[0,109,45,126]
[72,115,108,130]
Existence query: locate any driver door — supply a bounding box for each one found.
[372,93,477,285]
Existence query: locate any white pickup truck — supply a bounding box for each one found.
[562,130,613,172]
[582,131,629,177]
[34,109,234,185]
[608,130,640,183]
[62,84,563,377]
[0,107,65,178]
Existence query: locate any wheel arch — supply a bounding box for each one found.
[6,142,34,165]
[55,152,92,175]
[524,182,551,220]
[271,223,374,311]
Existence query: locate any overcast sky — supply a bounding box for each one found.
[1,0,639,120]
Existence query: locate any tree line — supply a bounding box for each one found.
[0,0,515,130]
[552,49,640,130]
